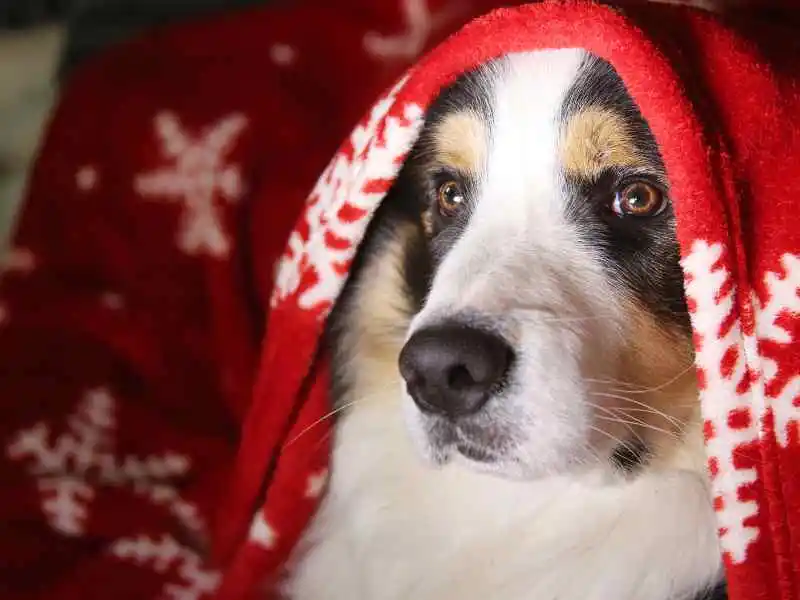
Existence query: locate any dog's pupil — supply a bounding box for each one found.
[626,184,654,211]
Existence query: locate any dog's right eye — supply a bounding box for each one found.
[611,181,667,218]
[437,180,465,217]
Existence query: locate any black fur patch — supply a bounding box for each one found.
[560,56,690,331]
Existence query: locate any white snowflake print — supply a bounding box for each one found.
[304,469,328,499]
[753,253,800,447]
[76,165,99,192]
[6,387,203,538]
[248,511,278,549]
[270,43,296,66]
[683,241,760,564]
[110,535,220,600]
[135,112,248,258]
[271,75,423,313]
[363,0,458,61]
[682,241,800,564]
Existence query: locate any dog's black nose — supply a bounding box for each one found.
[399,324,513,418]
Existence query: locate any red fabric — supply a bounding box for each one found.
[0,0,504,598]
[2,1,799,599]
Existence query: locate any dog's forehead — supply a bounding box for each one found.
[427,50,586,174]
[479,50,588,221]
[426,50,659,178]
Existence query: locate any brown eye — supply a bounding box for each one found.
[612,182,667,217]
[437,180,465,216]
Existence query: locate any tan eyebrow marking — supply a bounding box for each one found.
[561,107,648,179]
[430,110,487,174]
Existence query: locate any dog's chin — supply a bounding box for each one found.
[402,396,600,481]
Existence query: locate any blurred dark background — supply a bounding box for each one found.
[0,0,276,76]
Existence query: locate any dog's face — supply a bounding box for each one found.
[331,49,700,482]
[390,50,697,480]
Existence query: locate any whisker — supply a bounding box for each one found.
[595,401,685,443]
[594,413,682,442]
[585,363,696,395]
[585,377,650,391]
[588,424,640,456]
[620,406,691,425]
[590,391,685,431]
[594,403,686,442]
[285,399,370,448]
[513,310,621,326]
[539,316,618,325]
[615,394,688,432]
[585,401,648,448]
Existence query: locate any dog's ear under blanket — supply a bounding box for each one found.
[214,2,800,598]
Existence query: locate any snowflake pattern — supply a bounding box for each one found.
[110,535,220,600]
[271,75,423,314]
[270,43,297,66]
[249,511,278,549]
[76,165,99,192]
[363,0,458,61]
[305,469,328,499]
[6,387,204,538]
[683,241,800,564]
[754,254,800,447]
[135,112,248,259]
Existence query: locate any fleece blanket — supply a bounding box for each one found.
[1,2,798,600]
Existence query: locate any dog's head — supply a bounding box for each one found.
[389,50,697,480]
[332,49,700,481]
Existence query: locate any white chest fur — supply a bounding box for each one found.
[282,393,722,600]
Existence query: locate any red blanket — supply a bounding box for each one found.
[0,0,492,597]
[2,1,799,600]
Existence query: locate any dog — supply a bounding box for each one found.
[281,48,724,600]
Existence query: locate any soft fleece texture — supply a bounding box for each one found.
[1,1,799,600]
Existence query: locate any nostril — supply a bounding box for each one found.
[447,364,475,391]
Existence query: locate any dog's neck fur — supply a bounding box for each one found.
[283,358,719,600]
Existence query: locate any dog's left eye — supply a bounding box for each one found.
[611,182,667,217]
[437,180,466,217]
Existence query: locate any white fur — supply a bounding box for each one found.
[284,377,720,600]
[284,50,721,600]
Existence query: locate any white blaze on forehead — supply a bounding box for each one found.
[485,49,587,221]
[416,49,589,324]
